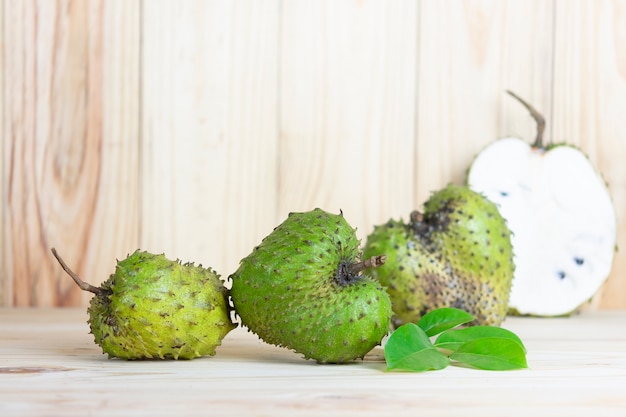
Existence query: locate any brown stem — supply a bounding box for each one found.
[409,210,423,226]
[506,90,546,149]
[349,255,386,274]
[51,248,104,295]
[409,210,430,235]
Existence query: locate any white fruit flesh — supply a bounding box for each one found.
[467,137,616,316]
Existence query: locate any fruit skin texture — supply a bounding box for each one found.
[87,251,236,360]
[229,208,392,364]
[363,184,514,327]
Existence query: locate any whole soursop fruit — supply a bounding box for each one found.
[52,248,236,359]
[363,184,515,327]
[467,91,617,316]
[229,208,392,364]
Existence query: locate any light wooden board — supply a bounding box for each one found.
[141,0,280,278]
[552,0,626,308]
[1,0,140,306]
[416,0,554,205]
[279,0,418,241]
[0,0,4,306]
[1,0,626,309]
[2,308,626,416]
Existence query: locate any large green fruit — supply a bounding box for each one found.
[52,249,236,360]
[363,184,514,327]
[229,208,392,364]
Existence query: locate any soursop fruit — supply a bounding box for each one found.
[363,184,515,327]
[229,208,392,364]
[52,248,236,359]
[467,91,617,316]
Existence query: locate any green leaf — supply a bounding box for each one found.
[417,308,475,337]
[435,326,526,353]
[384,323,450,372]
[449,337,528,370]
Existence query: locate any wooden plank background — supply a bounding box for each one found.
[1,0,625,308]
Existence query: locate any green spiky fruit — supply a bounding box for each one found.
[52,249,236,360]
[363,184,514,327]
[229,208,392,364]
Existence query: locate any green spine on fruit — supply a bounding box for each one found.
[230,208,392,364]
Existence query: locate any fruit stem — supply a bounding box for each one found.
[506,90,546,149]
[349,255,387,274]
[51,248,104,296]
[409,211,430,235]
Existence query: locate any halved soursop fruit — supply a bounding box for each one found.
[467,91,617,316]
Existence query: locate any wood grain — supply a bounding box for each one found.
[0,0,4,306]
[416,0,555,205]
[279,0,418,242]
[140,0,280,278]
[2,308,626,416]
[2,1,140,306]
[1,1,626,308]
[552,0,626,308]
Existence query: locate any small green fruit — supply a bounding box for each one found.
[52,248,236,360]
[229,208,392,364]
[363,184,514,327]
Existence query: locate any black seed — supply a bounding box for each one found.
[574,257,584,266]
[500,191,509,197]
[557,271,566,280]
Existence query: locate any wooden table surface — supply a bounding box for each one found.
[1,308,626,417]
